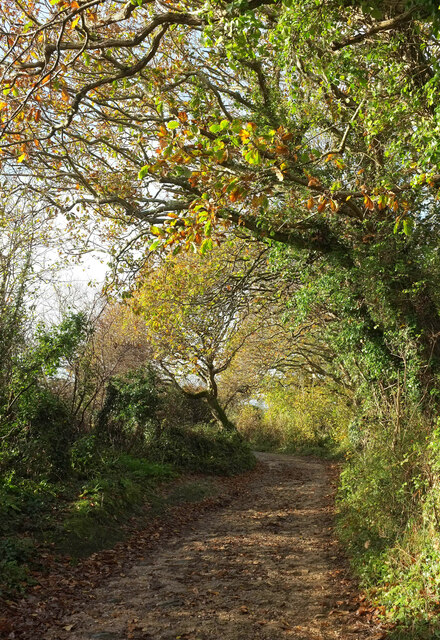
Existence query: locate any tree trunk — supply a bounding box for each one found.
[206,393,236,431]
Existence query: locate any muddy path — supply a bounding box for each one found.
[37,453,384,640]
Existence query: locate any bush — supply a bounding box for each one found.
[235,404,277,451]
[148,423,256,474]
[158,384,213,428]
[71,434,100,477]
[0,537,36,595]
[336,410,440,627]
[235,384,351,457]
[96,365,161,450]
[0,474,58,535]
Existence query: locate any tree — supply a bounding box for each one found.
[2,0,440,399]
[0,183,57,410]
[51,300,154,429]
[134,240,280,429]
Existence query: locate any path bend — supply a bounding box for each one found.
[42,452,383,640]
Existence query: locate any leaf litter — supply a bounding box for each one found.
[2,454,388,639]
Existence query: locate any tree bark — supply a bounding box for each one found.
[206,393,236,432]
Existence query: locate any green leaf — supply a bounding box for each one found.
[149,239,161,251]
[402,218,414,236]
[244,148,261,165]
[370,8,383,19]
[198,210,209,221]
[200,238,213,254]
[166,120,180,130]
[138,165,150,180]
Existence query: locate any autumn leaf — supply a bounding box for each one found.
[317,199,327,213]
[364,196,374,211]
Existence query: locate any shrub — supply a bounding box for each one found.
[336,410,440,626]
[96,365,161,449]
[148,423,256,474]
[0,537,36,595]
[236,384,351,457]
[158,384,213,428]
[71,434,100,477]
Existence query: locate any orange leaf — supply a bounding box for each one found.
[306,197,314,210]
[364,195,374,211]
[229,188,242,203]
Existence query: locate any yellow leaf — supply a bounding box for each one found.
[364,195,374,211]
[17,153,27,163]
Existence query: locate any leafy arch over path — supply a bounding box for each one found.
[2,0,440,377]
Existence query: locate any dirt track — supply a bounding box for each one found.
[41,453,384,640]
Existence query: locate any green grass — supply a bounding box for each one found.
[0,454,175,593]
[385,624,440,640]
[0,427,254,596]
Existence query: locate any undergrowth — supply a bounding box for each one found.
[337,417,440,636]
[235,383,350,458]
[149,423,256,474]
[0,451,174,596]
[0,425,254,597]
